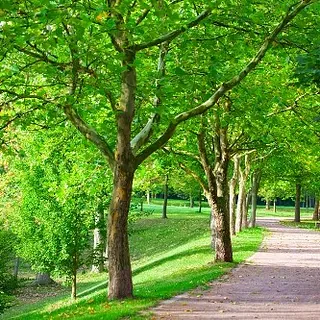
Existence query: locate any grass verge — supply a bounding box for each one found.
[281,219,320,230]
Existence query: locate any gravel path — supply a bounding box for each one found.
[151,218,320,320]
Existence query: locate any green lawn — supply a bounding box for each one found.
[257,205,313,218]
[281,219,320,230]
[2,204,265,320]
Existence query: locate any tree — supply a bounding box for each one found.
[0,223,16,314]
[0,0,316,299]
[3,128,107,299]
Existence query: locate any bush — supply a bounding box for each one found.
[0,226,17,314]
[0,291,14,314]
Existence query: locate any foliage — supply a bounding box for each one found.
[2,128,110,287]
[295,47,320,87]
[0,225,16,313]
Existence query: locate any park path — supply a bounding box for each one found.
[150,218,320,319]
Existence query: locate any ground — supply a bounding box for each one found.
[151,218,320,319]
[15,283,68,305]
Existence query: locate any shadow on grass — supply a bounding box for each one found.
[135,261,235,299]
[37,261,235,320]
[77,281,107,298]
[133,246,211,277]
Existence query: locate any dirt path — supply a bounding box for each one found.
[151,218,320,319]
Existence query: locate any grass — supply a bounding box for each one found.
[257,205,313,218]
[2,203,265,320]
[143,198,210,208]
[281,219,320,230]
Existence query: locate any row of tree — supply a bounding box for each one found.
[0,0,319,303]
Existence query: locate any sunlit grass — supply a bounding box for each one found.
[281,219,320,230]
[2,204,264,320]
[257,205,314,218]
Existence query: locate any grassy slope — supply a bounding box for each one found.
[2,204,268,320]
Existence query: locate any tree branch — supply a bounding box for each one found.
[130,9,211,51]
[131,41,169,154]
[179,163,209,194]
[62,104,115,169]
[134,0,314,165]
[164,146,201,164]
[0,107,40,130]
[135,8,150,26]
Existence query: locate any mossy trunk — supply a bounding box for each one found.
[108,50,136,300]
[108,165,134,299]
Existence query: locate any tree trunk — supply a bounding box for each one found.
[209,119,232,262]
[273,199,277,213]
[146,190,150,205]
[198,189,202,213]
[107,47,137,300]
[242,191,250,228]
[235,154,251,232]
[235,176,245,233]
[229,155,239,235]
[209,209,215,250]
[71,251,78,300]
[33,272,55,286]
[108,165,134,299]
[249,170,261,228]
[313,199,319,221]
[92,201,106,273]
[266,199,270,210]
[295,183,301,223]
[71,273,77,300]
[190,193,194,208]
[197,120,232,262]
[209,194,232,262]
[162,174,168,219]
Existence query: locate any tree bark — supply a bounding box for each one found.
[208,192,232,262]
[235,154,251,232]
[92,200,106,273]
[190,193,194,208]
[313,199,319,221]
[249,170,261,228]
[229,155,239,235]
[235,173,244,233]
[200,114,233,262]
[71,254,77,300]
[212,119,232,262]
[162,174,169,219]
[295,183,301,223]
[198,189,202,213]
[146,190,150,205]
[107,48,136,300]
[108,165,134,299]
